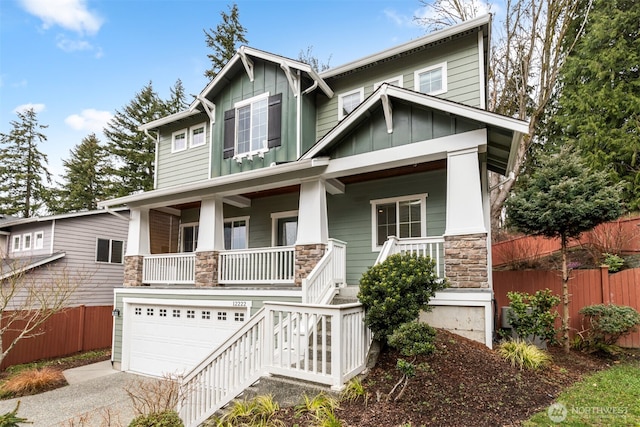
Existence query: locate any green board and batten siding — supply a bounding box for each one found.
[316,34,481,141]
[112,290,302,364]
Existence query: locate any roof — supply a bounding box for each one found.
[1,252,66,280]
[301,83,528,175]
[0,207,129,229]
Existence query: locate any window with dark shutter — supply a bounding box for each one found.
[223,109,235,159]
[267,93,282,148]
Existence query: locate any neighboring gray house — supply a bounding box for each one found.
[0,208,129,308]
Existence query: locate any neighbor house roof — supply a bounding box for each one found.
[0,207,129,229]
[0,252,66,280]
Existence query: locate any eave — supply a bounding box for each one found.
[1,252,66,280]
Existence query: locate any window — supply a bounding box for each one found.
[96,238,124,264]
[12,235,21,252]
[186,310,195,319]
[235,312,245,322]
[190,123,206,148]
[172,129,187,153]
[371,194,427,249]
[223,93,282,160]
[271,211,298,246]
[173,309,181,318]
[338,88,364,120]
[374,75,404,90]
[22,233,32,250]
[159,309,167,317]
[218,311,227,321]
[134,307,142,316]
[202,310,211,320]
[414,63,447,95]
[147,308,154,316]
[180,223,199,252]
[224,217,248,250]
[34,231,44,249]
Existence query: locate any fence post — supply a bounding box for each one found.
[600,265,611,304]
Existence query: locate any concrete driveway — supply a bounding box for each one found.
[0,361,141,426]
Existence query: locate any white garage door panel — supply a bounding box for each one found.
[127,304,246,377]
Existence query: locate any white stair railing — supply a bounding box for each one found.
[302,239,347,304]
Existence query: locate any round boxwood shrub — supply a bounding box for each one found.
[388,321,437,356]
[128,410,184,427]
[357,253,447,343]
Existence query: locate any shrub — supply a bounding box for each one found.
[214,394,284,427]
[0,402,30,426]
[602,253,625,272]
[387,321,437,357]
[340,377,368,403]
[128,410,183,427]
[125,375,181,416]
[295,392,341,426]
[358,253,447,342]
[498,339,551,370]
[0,366,65,397]
[506,289,560,345]
[578,304,640,351]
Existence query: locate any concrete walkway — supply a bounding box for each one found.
[0,361,140,426]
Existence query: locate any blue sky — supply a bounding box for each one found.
[0,0,455,178]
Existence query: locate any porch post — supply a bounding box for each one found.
[295,179,328,286]
[195,197,225,287]
[124,207,150,287]
[444,147,489,288]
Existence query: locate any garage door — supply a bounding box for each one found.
[125,303,248,377]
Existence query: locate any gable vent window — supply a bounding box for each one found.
[414,62,447,96]
[223,93,282,159]
[338,88,364,120]
[96,238,124,264]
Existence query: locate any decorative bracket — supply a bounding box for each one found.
[238,47,254,82]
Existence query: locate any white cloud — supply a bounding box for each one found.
[384,8,421,28]
[19,0,103,36]
[14,103,46,114]
[65,108,113,132]
[56,35,93,53]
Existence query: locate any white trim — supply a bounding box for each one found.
[34,230,44,250]
[271,210,299,246]
[115,287,301,298]
[50,221,55,254]
[189,122,207,148]
[370,194,428,251]
[171,128,187,153]
[374,75,404,90]
[414,62,447,96]
[233,92,270,159]
[22,233,32,251]
[11,235,21,252]
[477,30,486,109]
[338,87,364,120]
[224,216,250,250]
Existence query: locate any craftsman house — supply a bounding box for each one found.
[98,15,527,425]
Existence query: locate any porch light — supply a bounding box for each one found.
[112,308,121,317]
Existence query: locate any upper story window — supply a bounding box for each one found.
[374,75,404,90]
[96,238,124,264]
[224,93,282,160]
[22,233,32,251]
[172,129,187,153]
[34,231,44,249]
[338,88,364,120]
[415,62,447,96]
[12,235,21,252]
[190,123,207,148]
[371,194,428,249]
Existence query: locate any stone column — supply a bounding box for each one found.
[294,244,326,287]
[444,233,489,288]
[195,251,219,287]
[123,255,144,287]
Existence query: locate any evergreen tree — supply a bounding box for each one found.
[167,78,189,113]
[48,133,111,214]
[551,0,640,209]
[203,3,248,79]
[0,109,51,217]
[297,46,332,72]
[505,147,623,352]
[104,81,165,198]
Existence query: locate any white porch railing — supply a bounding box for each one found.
[218,246,295,285]
[178,301,371,427]
[142,253,196,285]
[375,236,445,277]
[302,239,347,304]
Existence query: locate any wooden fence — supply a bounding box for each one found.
[1,305,113,370]
[494,267,640,348]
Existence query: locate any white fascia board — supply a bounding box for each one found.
[98,158,330,209]
[303,85,528,160]
[320,15,491,79]
[322,129,487,179]
[505,131,525,175]
[138,109,202,131]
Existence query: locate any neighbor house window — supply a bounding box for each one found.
[414,63,447,95]
[374,75,404,90]
[12,235,21,252]
[34,231,44,249]
[22,233,32,250]
[224,217,248,250]
[180,223,199,252]
[96,238,124,264]
[223,93,282,160]
[172,129,187,153]
[371,194,427,249]
[190,123,206,148]
[338,88,364,120]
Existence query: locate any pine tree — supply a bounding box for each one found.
[48,133,111,214]
[0,109,51,217]
[167,78,189,113]
[551,0,640,209]
[203,3,248,79]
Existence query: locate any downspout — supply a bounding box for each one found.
[196,95,216,179]
[296,69,302,159]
